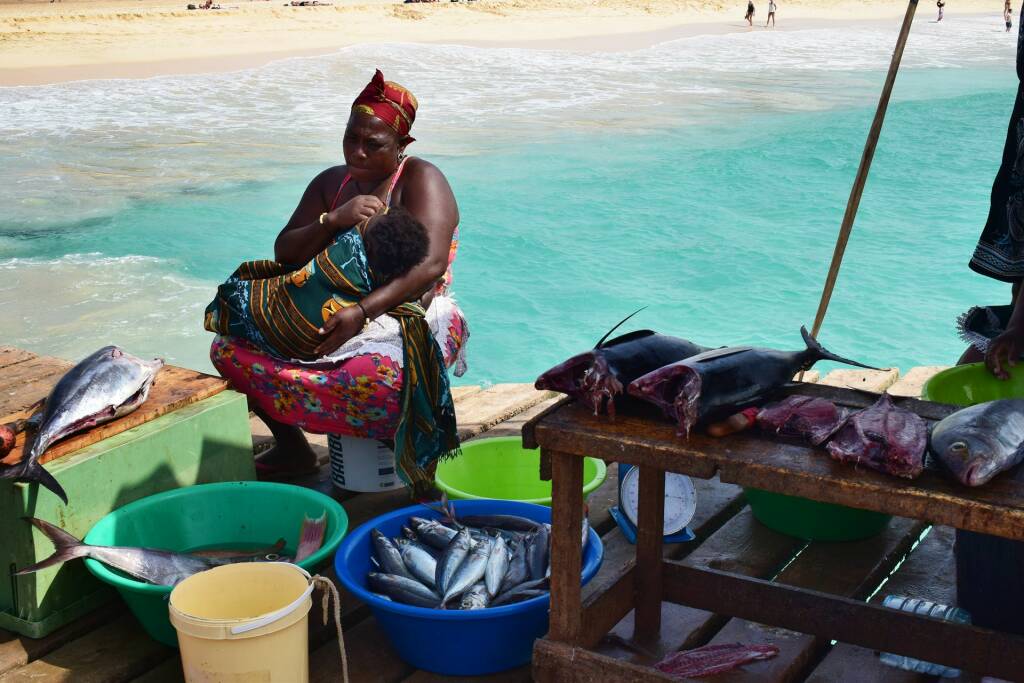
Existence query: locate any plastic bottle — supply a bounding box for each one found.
[878,595,971,677]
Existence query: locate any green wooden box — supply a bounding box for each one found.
[0,390,256,638]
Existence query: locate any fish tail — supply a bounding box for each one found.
[14,517,88,574]
[294,511,327,563]
[801,326,878,371]
[594,307,648,349]
[0,459,68,505]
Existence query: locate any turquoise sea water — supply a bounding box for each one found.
[0,15,1019,385]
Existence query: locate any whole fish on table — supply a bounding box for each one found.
[536,309,708,417]
[627,327,874,437]
[929,399,1024,486]
[0,346,163,504]
[826,394,927,479]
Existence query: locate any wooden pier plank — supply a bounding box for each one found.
[455,384,555,440]
[0,614,171,683]
[0,349,37,372]
[0,605,122,676]
[594,505,802,665]
[804,526,960,683]
[683,517,926,682]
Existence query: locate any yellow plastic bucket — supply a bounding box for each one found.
[169,562,314,682]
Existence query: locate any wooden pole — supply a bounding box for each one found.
[809,0,919,341]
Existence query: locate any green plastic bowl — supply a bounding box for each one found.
[435,436,607,506]
[922,362,1024,406]
[744,488,891,542]
[83,481,348,647]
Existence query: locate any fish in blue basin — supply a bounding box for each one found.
[0,346,163,504]
[628,327,876,437]
[930,399,1024,486]
[536,309,709,417]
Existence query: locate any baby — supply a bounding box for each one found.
[205,207,429,361]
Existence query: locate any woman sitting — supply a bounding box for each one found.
[209,69,467,496]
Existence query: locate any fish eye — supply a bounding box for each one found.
[949,441,968,455]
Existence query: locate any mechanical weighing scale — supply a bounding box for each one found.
[610,463,697,544]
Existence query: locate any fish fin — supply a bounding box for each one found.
[14,517,87,574]
[800,326,879,370]
[594,307,648,349]
[0,460,68,504]
[693,347,750,363]
[294,512,327,563]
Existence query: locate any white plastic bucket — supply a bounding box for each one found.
[328,435,401,492]
[169,563,314,682]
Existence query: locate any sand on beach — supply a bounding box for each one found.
[0,0,1000,85]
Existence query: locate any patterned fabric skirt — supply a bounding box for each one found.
[210,297,468,439]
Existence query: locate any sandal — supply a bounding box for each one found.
[253,459,320,481]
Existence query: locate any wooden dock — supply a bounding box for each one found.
[0,362,988,683]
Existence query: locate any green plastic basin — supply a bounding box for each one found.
[83,481,348,647]
[922,362,1024,406]
[435,436,607,506]
[744,488,891,542]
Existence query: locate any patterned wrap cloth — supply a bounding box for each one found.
[352,69,418,145]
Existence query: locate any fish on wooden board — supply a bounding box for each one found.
[756,395,850,446]
[826,393,927,479]
[654,643,780,677]
[0,346,163,504]
[535,309,708,417]
[627,327,875,437]
[929,399,1024,486]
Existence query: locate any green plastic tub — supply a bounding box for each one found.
[435,436,607,506]
[922,362,1024,406]
[744,488,891,542]
[83,481,348,647]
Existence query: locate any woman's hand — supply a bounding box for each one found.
[985,326,1024,380]
[314,304,367,357]
[328,195,384,231]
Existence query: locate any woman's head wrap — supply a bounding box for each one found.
[351,69,418,145]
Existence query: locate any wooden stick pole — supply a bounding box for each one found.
[809,0,919,340]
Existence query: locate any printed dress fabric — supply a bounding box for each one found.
[210,229,466,440]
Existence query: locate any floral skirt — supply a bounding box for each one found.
[210,304,468,439]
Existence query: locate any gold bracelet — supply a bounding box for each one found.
[318,212,329,227]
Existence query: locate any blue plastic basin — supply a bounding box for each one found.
[334,499,603,676]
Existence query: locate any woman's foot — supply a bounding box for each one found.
[255,439,319,480]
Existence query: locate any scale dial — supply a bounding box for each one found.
[620,468,697,536]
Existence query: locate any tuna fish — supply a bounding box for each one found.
[0,346,163,503]
[435,528,473,595]
[372,529,416,581]
[459,583,490,610]
[527,524,550,581]
[399,541,438,589]
[535,310,708,417]
[499,537,530,595]
[929,399,1024,486]
[367,572,440,608]
[442,539,491,605]
[826,394,927,479]
[627,327,875,437]
[411,517,458,550]
[16,517,217,586]
[484,536,509,598]
[491,578,549,606]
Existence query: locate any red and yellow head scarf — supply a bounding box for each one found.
[352,69,418,146]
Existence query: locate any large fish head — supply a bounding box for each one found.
[537,350,628,416]
[627,362,702,437]
[931,423,1008,487]
[535,351,595,398]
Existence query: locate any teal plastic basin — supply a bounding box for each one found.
[922,362,1024,406]
[435,436,607,506]
[744,487,892,542]
[84,481,348,647]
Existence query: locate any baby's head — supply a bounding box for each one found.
[362,207,430,284]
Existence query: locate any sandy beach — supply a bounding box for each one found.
[0,0,1000,85]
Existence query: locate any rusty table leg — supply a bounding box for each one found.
[548,449,584,644]
[634,465,665,642]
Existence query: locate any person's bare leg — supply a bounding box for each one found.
[251,402,317,473]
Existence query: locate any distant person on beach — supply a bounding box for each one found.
[936,0,944,22]
[745,0,755,26]
[766,0,776,27]
[206,69,466,494]
[1006,2,1013,32]
[956,7,1024,640]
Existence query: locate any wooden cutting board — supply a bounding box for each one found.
[0,348,229,467]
